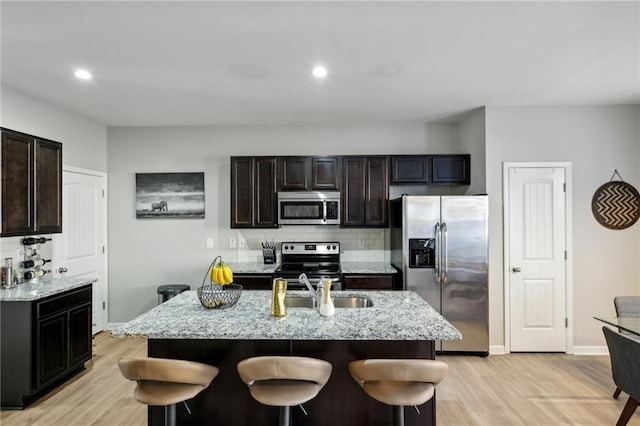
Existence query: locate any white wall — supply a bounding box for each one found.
[485,105,640,350]
[1,85,107,172]
[459,108,486,196]
[107,122,473,321]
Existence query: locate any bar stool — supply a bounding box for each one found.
[237,356,332,426]
[348,359,448,426]
[118,357,218,426]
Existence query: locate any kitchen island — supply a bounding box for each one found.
[112,290,460,426]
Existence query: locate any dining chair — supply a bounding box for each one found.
[602,326,640,426]
[612,296,640,398]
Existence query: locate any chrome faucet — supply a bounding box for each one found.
[299,273,320,308]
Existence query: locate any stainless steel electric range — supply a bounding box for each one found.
[274,241,342,290]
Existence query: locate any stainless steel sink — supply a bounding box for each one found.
[285,296,373,308]
[285,296,315,308]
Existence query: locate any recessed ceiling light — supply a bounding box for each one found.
[74,69,92,81]
[312,65,328,79]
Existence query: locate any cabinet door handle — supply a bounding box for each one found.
[58,267,68,273]
[512,267,521,273]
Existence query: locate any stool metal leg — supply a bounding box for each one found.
[393,405,404,426]
[166,403,177,426]
[279,405,290,426]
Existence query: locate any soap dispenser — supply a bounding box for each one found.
[319,278,335,317]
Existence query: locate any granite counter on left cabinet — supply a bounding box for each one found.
[0,273,97,301]
[1,276,94,409]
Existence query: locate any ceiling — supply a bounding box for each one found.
[1,1,638,127]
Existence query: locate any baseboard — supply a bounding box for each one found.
[487,345,607,355]
[489,345,506,355]
[572,345,609,355]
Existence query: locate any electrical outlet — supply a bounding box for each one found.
[206,238,214,249]
[16,249,25,259]
[358,238,365,248]
[239,239,246,248]
[229,238,237,248]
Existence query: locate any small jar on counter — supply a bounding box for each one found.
[1,258,16,289]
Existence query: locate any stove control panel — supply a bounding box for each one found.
[281,242,340,255]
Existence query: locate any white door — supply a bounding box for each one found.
[53,168,106,335]
[507,166,567,352]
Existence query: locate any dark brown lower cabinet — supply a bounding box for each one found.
[1,285,92,409]
[342,273,396,290]
[233,274,273,290]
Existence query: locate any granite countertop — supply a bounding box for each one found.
[340,262,397,274]
[229,262,396,275]
[111,290,461,341]
[226,262,279,274]
[0,273,97,302]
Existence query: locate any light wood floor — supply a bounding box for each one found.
[2,332,639,425]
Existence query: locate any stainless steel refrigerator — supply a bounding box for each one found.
[390,195,488,355]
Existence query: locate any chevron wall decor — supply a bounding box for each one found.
[591,181,640,230]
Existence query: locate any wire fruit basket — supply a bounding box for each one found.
[197,284,242,309]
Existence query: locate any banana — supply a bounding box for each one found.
[221,263,233,284]
[209,258,234,285]
[212,265,223,284]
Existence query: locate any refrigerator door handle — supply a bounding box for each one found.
[434,223,441,284]
[442,222,448,284]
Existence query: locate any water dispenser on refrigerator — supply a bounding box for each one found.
[408,238,435,268]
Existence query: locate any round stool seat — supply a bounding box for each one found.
[118,357,218,406]
[237,356,332,407]
[348,359,448,407]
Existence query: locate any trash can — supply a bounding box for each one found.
[157,284,191,304]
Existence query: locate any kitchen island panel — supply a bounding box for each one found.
[147,338,434,426]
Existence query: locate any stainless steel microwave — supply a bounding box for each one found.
[277,191,340,225]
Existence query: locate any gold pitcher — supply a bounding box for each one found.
[271,278,287,317]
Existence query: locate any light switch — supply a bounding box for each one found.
[206,238,214,249]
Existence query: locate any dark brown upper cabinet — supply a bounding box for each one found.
[278,156,308,190]
[430,154,470,184]
[311,157,340,190]
[231,156,277,228]
[390,156,429,184]
[342,156,388,227]
[278,156,339,191]
[1,128,62,237]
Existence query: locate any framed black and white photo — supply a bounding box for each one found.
[135,172,205,219]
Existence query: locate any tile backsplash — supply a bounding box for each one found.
[234,227,388,263]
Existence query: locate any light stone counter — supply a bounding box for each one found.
[340,262,397,274]
[229,262,397,274]
[0,273,97,301]
[111,290,461,341]
[226,262,279,274]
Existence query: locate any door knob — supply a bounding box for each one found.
[512,267,521,273]
[58,267,68,273]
